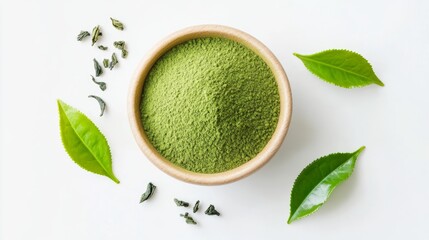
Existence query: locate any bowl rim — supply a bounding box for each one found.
[128,24,292,185]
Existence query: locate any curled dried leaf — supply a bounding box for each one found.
[77,31,90,41]
[110,17,124,30]
[174,198,189,207]
[88,95,106,117]
[91,25,102,46]
[93,58,103,77]
[205,205,220,216]
[109,53,118,70]
[140,182,156,203]
[91,75,106,91]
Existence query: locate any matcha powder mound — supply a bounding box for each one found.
[140,37,280,173]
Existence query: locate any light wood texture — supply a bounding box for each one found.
[128,25,292,185]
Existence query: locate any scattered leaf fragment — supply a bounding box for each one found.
[288,146,365,224]
[91,75,106,91]
[180,212,197,225]
[205,205,220,216]
[193,200,200,213]
[294,49,384,88]
[98,45,108,50]
[110,17,124,30]
[77,31,90,41]
[93,58,103,77]
[91,25,102,46]
[109,53,118,70]
[113,41,126,50]
[121,49,128,59]
[57,99,119,183]
[174,198,189,207]
[103,59,109,68]
[88,95,106,117]
[140,182,156,203]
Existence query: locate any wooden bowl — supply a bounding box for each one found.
[128,25,292,185]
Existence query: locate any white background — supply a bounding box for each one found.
[1,0,428,239]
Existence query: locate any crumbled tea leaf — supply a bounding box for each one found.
[98,45,108,50]
[93,58,103,77]
[174,198,189,207]
[294,50,384,88]
[110,17,124,30]
[140,182,156,203]
[91,75,106,91]
[113,41,125,50]
[180,212,197,225]
[88,95,106,117]
[193,200,200,213]
[57,99,119,183]
[121,49,128,59]
[205,205,220,216]
[103,59,109,68]
[288,146,365,224]
[109,53,118,70]
[91,25,102,46]
[77,31,90,41]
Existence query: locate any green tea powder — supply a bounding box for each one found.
[140,37,280,173]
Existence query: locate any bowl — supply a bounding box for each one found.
[128,25,292,185]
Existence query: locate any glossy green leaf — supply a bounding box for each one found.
[288,146,365,224]
[57,99,119,183]
[294,50,384,88]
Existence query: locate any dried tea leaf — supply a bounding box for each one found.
[88,95,106,117]
[174,198,189,207]
[103,59,109,68]
[110,17,124,30]
[98,45,108,50]
[91,75,106,91]
[93,58,103,77]
[205,205,220,216]
[109,53,118,70]
[77,31,90,41]
[121,49,128,59]
[57,99,119,183]
[294,49,384,88]
[180,212,197,225]
[91,25,102,46]
[193,200,200,213]
[113,41,125,50]
[140,182,156,203]
[288,146,365,224]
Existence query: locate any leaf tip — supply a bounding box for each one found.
[374,79,385,87]
[110,175,120,184]
[356,146,366,155]
[293,52,302,58]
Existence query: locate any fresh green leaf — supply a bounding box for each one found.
[88,95,106,116]
[294,50,384,88]
[77,31,90,41]
[174,198,189,207]
[98,45,108,50]
[288,146,365,224]
[57,99,119,183]
[90,75,106,91]
[205,204,220,216]
[91,25,102,46]
[110,17,124,30]
[109,53,118,70]
[140,182,156,203]
[93,58,103,77]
